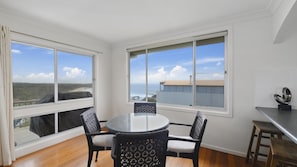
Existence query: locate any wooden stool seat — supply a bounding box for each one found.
[252,121,282,134]
[246,120,283,167]
[266,138,297,167]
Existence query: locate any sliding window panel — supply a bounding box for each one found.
[129,50,147,101]
[57,51,93,101]
[149,42,193,105]
[195,37,225,108]
[58,107,91,132]
[11,42,55,107]
[14,113,55,147]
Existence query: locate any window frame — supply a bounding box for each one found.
[11,32,96,132]
[127,29,233,117]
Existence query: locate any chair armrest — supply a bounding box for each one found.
[86,131,114,136]
[99,120,110,131]
[168,136,200,143]
[85,131,100,136]
[169,122,192,127]
[100,131,115,135]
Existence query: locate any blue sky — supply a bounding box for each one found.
[130,42,225,84]
[11,41,224,85]
[11,42,92,83]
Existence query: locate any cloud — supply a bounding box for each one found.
[13,73,54,83]
[63,67,86,78]
[147,65,189,83]
[212,73,224,79]
[12,67,88,83]
[197,72,224,80]
[169,65,187,78]
[196,57,224,65]
[148,67,167,82]
[11,49,21,54]
[131,64,223,84]
[182,57,224,66]
[27,73,54,79]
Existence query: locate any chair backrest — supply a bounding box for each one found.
[80,108,101,135]
[134,102,157,113]
[189,111,207,141]
[113,129,168,167]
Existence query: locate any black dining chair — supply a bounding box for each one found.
[112,129,169,167]
[167,111,207,167]
[134,102,157,113]
[80,108,115,167]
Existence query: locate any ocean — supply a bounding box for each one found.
[130,83,160,98]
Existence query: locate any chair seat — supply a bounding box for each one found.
[167,135,195,153]
[252,120,283,134]
[92,134,114,147]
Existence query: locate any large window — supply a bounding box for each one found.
[12,43,93,106]
[129,31,230,113]
[12,41,94,146]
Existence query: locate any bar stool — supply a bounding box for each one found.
[265,138,297,167]
[246,120,283,167]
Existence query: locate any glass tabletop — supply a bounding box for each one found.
[106,113,169,133]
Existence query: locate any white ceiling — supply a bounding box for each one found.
[0,0,275,43]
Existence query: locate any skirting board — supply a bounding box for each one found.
[201,143,246,157]
[201,143,266,162]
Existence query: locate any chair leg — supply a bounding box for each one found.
[246,126,256,163]
[252,130,262,167]
[193,153,199,167]
[270,156,278,167]
[265,148,272,167]
[193,158,198,167]
[95,151,99,162]
[87,150,93,167]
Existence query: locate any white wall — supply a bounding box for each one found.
[111,15,297,157]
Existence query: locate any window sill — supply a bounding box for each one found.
[157,103,233,118]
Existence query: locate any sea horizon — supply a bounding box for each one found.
[130,83,160,98]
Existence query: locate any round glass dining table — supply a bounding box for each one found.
[106,113,169,133]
